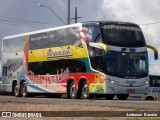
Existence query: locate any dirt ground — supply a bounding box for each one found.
[0,102,160,120]
[0,102,131,111]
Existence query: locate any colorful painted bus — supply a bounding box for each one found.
[0,21,158,100]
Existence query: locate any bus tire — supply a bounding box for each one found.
[145,96,154,100]
[117,94,129,100]
[21,82,28,97]
[69,81,78,99]
[81,81,90,99]
[14,83,21,97]
[105,94,115,100]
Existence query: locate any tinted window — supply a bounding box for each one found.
[30,27,81,50]
[101,23,146,47]
[3,37,24,53]
[107,51,148,78]
[92,27,102,42]
[87,44,105,72]
[28,59,86,75]
[83,26,102,42]
[149,76,160,87]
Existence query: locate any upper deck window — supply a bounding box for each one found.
[3,37,24,53]
[101,23,146,47]
[29,27,80,50]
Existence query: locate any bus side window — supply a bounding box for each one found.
[88,46,105,72]
[3,66,7,76]
[92,27,102,42]
[84,25,102,42]
[149,76,160,87]
[157,80,160,87]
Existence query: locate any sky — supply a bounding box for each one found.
[0,0,160,75]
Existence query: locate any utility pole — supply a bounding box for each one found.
[75,7,78,23]
[67,0,70,24]
[71,7,82,23]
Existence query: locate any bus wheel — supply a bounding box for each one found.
[21,82,28,97]
[105,94,115,100]
[145,96,154,100]
[14,83,21,97]
[69,81,78,99]
[81,81,90,99]
[117,94,129,100]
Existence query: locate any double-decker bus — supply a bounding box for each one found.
[0,21,158,100]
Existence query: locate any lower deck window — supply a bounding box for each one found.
[28,59,86,75]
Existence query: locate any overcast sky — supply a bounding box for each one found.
[0,0,160,75]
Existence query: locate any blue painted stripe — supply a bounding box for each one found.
[28,84,50,93]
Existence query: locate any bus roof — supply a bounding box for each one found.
[82,21,139,26]
[3,23,82,40]
[3,21,139,40]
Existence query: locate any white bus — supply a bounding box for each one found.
[0,21,158,100]
[144,75,160,100]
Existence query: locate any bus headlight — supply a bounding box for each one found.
[106,79,119,84]
[110,80,115,84]
[145,80,149,84]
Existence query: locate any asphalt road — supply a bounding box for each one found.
[0,95,160,111]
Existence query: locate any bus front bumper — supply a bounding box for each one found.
[104,80,149,94]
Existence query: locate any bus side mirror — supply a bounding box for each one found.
[147,45,158,60]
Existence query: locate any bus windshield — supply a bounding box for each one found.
[101,23,146,47]
[107,51,148,77]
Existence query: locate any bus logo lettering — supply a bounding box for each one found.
[47,48,73,58]
[31,32,55,41]
[28,68,70,84]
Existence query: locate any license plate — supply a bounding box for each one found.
[127,89,135,93]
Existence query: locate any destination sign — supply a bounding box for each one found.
[102,25,141,31]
